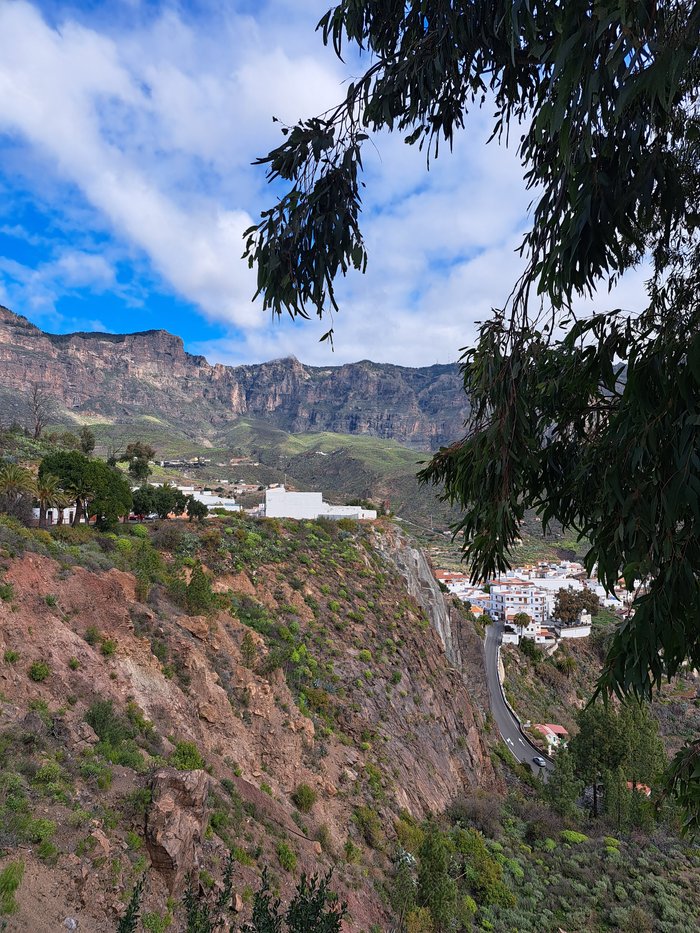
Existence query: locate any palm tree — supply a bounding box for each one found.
[53,490,73,526]
[35,473,62,528]
[0,463,36,519]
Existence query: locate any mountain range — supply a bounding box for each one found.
[0,306,469,451]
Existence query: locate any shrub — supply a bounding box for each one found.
[169,740,205,771]
[358,649,372,663]
[85,700,132,746]
[277,841,297,872]
[406,907,434,933]
[3,650,19,664]
[241,631,257,669]
[354,805,384,849]
[28,660,50,682]
[343,839,362,863]
[34,762,62,785]
[84,625,100,646]
[0,861,24,915]
[0,582,14,602]
[68,657,80,670]
[79,755,113,789]
[561,829,589,845]
[100,638,117,657]
[27,818,55,843]
[291,783,317,813]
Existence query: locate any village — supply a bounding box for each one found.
[434,559,637,759]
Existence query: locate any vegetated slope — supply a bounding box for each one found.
[502,616,700,758]
[0,305,468,449]
[0,513,493,931]
[217,417,461,529]
[31,416,462,532]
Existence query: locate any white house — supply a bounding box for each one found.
[488,579,551,624]
[264,486,377,521]
[532,723,569,749]
[32,506,77,525]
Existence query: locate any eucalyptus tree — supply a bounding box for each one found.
[245,1,700,826]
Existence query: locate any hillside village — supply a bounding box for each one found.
[435,561,633,647]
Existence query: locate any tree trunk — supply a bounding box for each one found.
[73,498,83,526]
[593,779,599,818]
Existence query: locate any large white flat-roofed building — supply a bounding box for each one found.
[265,486,377,521]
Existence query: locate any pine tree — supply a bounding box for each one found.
[186,563,215,615]
[417,824,457,933]
[602,767,631,833]
[390,856,416,930]
[544,749,582,818]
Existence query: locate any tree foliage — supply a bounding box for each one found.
[186,497,209,523]
[39,451,132,527]
[241,867,347,933]
[78,426,96,455]
[245,0,700,822]
[119,442,156,481]
[553,587,600,624]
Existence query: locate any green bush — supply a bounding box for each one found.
[3,650,19,664]
[0,582,15,602]
[561,829,589,844]
[28,660,50,682]
[0,860,24,915]
[354,805,384,849]
[68,657,80,670]
[277,841,297,872]
[100,638,117,657]
[291,783,318,813]
[169,740,205,771]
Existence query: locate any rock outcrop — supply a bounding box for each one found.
[373,524,492,717]
[0,305,468,449]
[145,768,209,893]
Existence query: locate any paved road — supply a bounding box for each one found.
[484,621,553,777]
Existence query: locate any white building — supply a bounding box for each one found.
[190,490,241,513]
[488,579,551,625]
[32,506,77,525]
[532,723,569,749]
[264,486,377,521]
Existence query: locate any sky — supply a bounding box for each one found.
[0,0,650,367]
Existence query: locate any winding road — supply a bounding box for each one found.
[484,621,553,777]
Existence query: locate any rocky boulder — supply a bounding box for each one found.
[145,768,209,894]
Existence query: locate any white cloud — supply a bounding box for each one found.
[0,0,650,366]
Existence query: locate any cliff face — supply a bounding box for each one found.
[373,524,492,717]
[0,306,468,449]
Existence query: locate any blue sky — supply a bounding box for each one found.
[0,0,648,367]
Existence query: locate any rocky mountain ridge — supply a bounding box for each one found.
[0,307,469,450]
